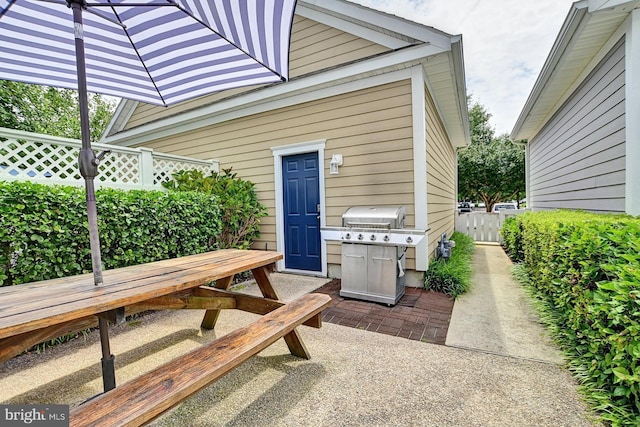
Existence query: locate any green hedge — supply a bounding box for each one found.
[424,232,475,298]
[0,181,222,287]
[163,168,267,249]
[502,210,640,425]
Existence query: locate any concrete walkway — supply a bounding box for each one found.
[0,259,595,426]
[446,243,564,364]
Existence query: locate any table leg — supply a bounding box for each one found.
[200,275,234,329]
[252,266,311,359]
[98,316,116,392]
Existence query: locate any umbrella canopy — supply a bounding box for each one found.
[0,0,297,393]
[0,0,295,105]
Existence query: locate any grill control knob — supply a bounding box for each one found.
[345,233,351,240]
[406,236,413,244]
[357,233,364,240]
[370,234,376,241]
[383,235,390,242]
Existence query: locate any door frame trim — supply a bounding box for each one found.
[271,139,327,276]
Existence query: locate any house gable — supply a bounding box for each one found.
[102,0,469,151]
[120,14,391,131]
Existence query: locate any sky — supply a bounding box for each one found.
[350,0,576,136]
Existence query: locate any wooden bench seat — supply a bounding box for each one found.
[69,292,332,427]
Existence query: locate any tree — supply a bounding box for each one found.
[458,100,525,212]
[0,81,116,141]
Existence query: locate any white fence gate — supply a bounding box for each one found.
[455,210,526,243]
[0,127,219,190]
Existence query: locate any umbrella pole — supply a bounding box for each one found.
[71,0,115,392]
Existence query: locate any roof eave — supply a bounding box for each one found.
[510,2,589,141]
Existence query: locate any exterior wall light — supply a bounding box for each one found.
[330,154,343,174]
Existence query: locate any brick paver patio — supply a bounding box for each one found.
[314,279,454,345]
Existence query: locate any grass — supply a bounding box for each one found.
[424,232,475,298]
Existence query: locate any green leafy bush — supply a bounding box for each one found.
[97,188,222,269]
[163,168,267,249]
[504,210,640,425]
[424,232,475,297]
[0,181,221,286]
[501,216,524,261]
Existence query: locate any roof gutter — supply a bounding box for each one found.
[510,1,589,140]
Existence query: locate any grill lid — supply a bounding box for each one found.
[342,206,406,229]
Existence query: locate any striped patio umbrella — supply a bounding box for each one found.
[0,0,297,392]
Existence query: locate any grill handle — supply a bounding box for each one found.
[345,221,391,228]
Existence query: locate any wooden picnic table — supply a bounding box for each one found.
[0,249,332,426]
[0,249,278,360]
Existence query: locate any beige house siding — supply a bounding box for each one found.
[133,79,416,268]
[425,84,456,258]
[122,15,390,131]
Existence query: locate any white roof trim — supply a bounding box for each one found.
[102,44,447,147]
[511,0,637,140]
[296,3,409,49]
[101,99,138,140]
[450,35,471,146]
[302,0,453,49]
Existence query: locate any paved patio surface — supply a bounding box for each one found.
[314,280,453,344]
[0,251,596,426]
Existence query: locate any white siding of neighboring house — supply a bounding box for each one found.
[528,37,626,213]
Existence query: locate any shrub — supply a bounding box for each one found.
[96,188,222,269]
[163,168,267,249]
[424,232,475,297]
[506,210,640,425]
[0,181,221,286]
[501,216,523,262]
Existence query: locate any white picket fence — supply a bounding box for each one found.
[0,127,218,190]
[455,210,526,243]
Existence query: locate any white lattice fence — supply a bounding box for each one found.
[0,127,218,189]
[153,154,215,186]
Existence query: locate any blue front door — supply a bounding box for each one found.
[282,152,321,271]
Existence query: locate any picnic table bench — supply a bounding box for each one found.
[0,249,332,427]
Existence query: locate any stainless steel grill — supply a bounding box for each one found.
[321,206,426,305]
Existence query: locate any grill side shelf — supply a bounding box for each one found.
[320,227,428,247]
